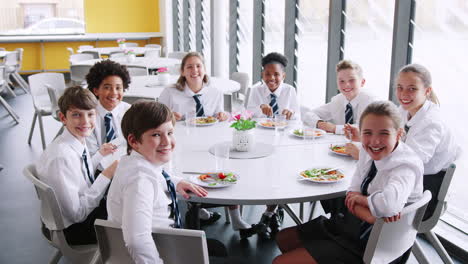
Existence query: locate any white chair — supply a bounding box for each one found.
[109,51,125,59]
[412,164,457,264]
[167,51,188,60]
[69,54,95,65]
[46,85,64,139]
[2,51,19,97]
[363,190,432,264]
[0,66,20,124]
[10,48,30,94]
[28,73,66,150]
[126,65,148,76]
[122,95,155,104]
[70,65,92,86]
[94,219,209,264]
[145,44,162,49]
[144,49,161,58]
[78,45,94,50]
[23,164,100,264]
[81,50,100,59]
[244,81,260,108]
[230,72,250,103]
[124,42,139,47]
[67,47,74,56]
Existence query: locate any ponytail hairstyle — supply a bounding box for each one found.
[398,64,439,105]
[175,52,209,91]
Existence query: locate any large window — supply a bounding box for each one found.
[237,0,254,79]
[264,0,285,55]
[343,0,395,100]
[412,0,468,232]
[296,0,330,108]
[0,0,85,36]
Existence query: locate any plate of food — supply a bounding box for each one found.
[329,144,350,156]
[257,119,288,129]
[299,167,345,183]
[291,128,325,139]
[191,116,218,126]
[190,172,238,188]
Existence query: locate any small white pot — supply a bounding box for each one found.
[232,129,255,152]
[127,54,136,63]
[119,43,126,49]
[158,73,171,85]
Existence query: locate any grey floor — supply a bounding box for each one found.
[0,86,462,264]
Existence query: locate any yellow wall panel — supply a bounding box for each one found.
[1,43,42,72]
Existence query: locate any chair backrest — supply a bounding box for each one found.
[122,95,156,105]
[70,65,92,84]
[109,51,126,58]
[29,73,66,109]
[125,42,139,47]
[67,47,74,56]
[15,48,24,69]
[363,190,432,264]
[244,81,261,107]
[69,53,95,65]
[418,163,456,232]
[4,51,18,67]
[46,85,60,120]
[230,72,250,97]
[0,66,6,92]
[94,219,209,264]
[126,65,148,76]
[167,51,188,60]
[79,45,94,50]
[144,49,161,58]
[145,44,162,49]
[81,50,100,59]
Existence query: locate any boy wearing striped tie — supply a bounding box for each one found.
[86,60,131,164]
[302,60,376,135]
[106,101,208,263]
[246,52,300,120]
[36,86,118,245]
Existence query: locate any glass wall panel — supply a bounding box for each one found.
[264,0,285,55]
[238,0,254,79]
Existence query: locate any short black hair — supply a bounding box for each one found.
[262,52,288,69]
[86,60,131,93]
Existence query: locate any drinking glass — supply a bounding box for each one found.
[214,143,231,172]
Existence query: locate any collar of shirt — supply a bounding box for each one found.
[342,91,364,109]
[406,100,434,127]
[129,150,163,175]
[183,83,209,97]
[96,101,122,118]
[360,141,407,173]
[61,128,87,157]
[261,82,284,99]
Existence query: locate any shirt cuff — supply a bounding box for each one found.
[367,192,380,218]
[91,174,111,195]
[335,125,345,135]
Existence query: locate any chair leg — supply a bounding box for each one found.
[0,96,20,124]
[5,83,16,98]
[38,113,47,150]
[299,202,304,221]
[308,201,317,221]
[28,112,38,145]
[425,231,454,264]
[412,240,431,264]
[48,249,62,264]
[224,207,231,224]
[12,72,29,94]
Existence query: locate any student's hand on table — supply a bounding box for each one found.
[260,104,273,117]
[384,213,401,223]
[173,112,183,121]
[101,160,119,180]
[217,112,228,121]
[317,121,336,133]
[344,124,360,142]
[99,143,118,156]
[282,109,293,120]
[176,180,208,199]
[345,143,359,160]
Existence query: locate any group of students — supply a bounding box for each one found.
[35,50,459,263]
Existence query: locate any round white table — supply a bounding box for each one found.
[77,46,158,56]
[72,57,181,69]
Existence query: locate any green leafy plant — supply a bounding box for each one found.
[230,110,256,131]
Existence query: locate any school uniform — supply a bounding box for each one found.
[107,151,183,264]
[86,101,131,160]
[302,91,376,134]
[246,82,300,119]
[158,82,224,117]
[297,142,423,263]
[400,100,460,219]
[36,128,110,245]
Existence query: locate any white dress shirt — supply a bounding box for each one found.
[158,82,224,117]
[302,91,376,134]
[400,100,460,175]
[36,128,110,229]
[246,83,300,119]
[107,151,183,264]
[86,101,131,159]
[348,142,424,218]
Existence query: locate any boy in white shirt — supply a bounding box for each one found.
[246,52,300,120]
[106,101,209,263]
[303,60,376,135]
[36,86,118,245]
[85,60,131,161]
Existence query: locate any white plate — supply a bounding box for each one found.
[189,173,238,188]
[257,119,288,129]
[298,167,345,184]
[188,117,219,126]
[329,144,350,156]
[290,128,326,139]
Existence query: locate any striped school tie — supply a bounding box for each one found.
[404,124,410,134]
[193,94,205,117]
[162,170,181,228]
[345,103,354,124]
[104,113,116,143]
[359,161,377,242]
[82,149,94,184]
[269,93,279,115]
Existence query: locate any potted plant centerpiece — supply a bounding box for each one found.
[157,67,170,85]
[117,38,126,49]
[230,110,256,152]
[125,49,136,63]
